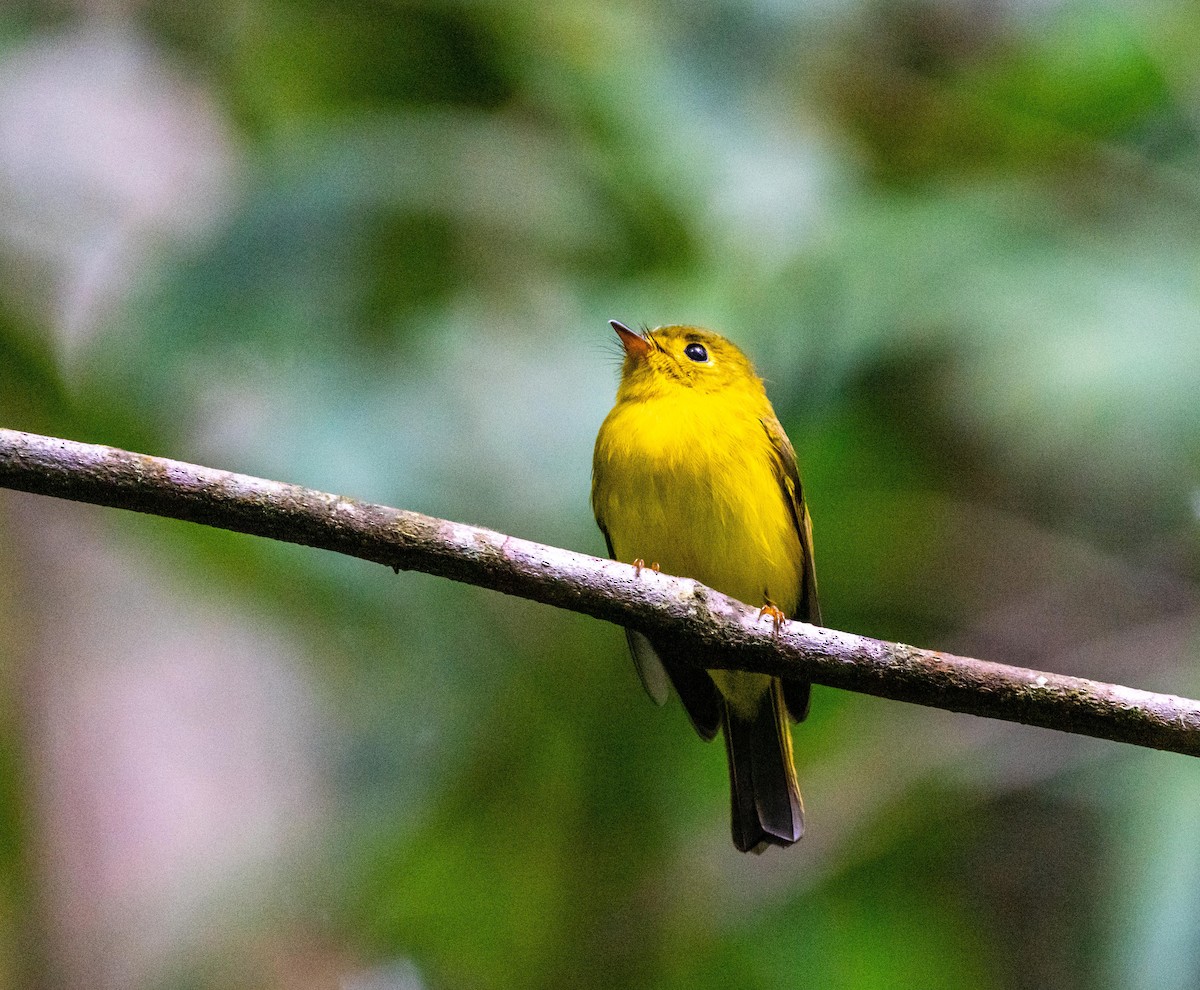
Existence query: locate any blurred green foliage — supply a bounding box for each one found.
[1,1,1199,988]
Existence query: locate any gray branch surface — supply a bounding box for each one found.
[2,426,1199,756]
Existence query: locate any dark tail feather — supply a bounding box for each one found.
[722,679,804,853]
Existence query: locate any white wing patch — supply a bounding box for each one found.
[626,629,671,705]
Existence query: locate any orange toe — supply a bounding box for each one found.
[758,603,786,636]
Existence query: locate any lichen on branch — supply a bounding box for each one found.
[2,426,1199,757]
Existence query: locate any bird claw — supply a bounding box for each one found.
[631,559,660,577]
[758,603,786,636]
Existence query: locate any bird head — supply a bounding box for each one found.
[610,321,764,401]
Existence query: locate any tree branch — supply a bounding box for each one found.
[2,426,1198,756]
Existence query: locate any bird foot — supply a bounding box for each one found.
[758,602,786,636]
[632,558,660,577]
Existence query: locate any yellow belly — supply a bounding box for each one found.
[593,392,802,713]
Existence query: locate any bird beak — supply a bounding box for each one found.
[610,320,651,359]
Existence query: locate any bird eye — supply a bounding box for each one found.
[684,342,708,363]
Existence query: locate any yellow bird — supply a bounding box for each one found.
[592,321,821,853]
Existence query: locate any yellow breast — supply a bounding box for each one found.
[592,389,802,616]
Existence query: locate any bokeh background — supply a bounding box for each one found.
[1,0,1199,987]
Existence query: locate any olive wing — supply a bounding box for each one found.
[761,415,821,723]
